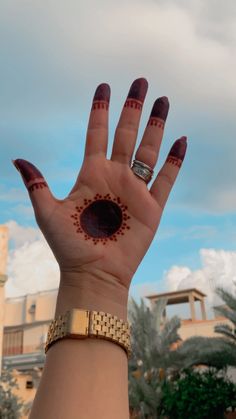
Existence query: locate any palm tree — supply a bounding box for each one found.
[214,287,236,344]
[128,297,182,371]
[0,367,25,419]
[177,286,236,370]
[128,290,236,418]
[128,297,185,418]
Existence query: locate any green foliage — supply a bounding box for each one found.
[128,297,183,418]
[0,367,25,419]
[128,294,236,418]
[173,286,236,370]
[161,368,236,419]
[176,335,236,369]
[128,297,181,372]
[214,287,236,344]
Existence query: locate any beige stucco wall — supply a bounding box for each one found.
[10,369,39,419]
[3,289,58,359]
[0,225,8,374]
[179,318,232,340]
[0,225,8,275]
[4,289,58,327]
[23,324,50,354]
[3,297,25,326]
[35,291,57,321]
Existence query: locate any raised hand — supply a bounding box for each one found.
[13,78,187,302]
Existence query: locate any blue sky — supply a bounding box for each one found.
[1,0,236,317]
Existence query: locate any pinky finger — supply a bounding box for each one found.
[150,136,187,209]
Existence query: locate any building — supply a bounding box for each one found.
[2,288,233,408]
[1,286,235,416]
[145,288,232,340]
[2,288,58,417]
[0,224,235,416]
[0,225,9,373]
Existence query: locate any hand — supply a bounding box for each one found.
[13,78,187,313]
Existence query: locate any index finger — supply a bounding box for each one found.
[84,83,110,158]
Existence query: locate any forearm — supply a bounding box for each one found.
[29,272,130,419]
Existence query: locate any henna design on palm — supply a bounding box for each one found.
[71,194,130,245]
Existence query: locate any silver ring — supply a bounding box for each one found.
[131,160,154,184]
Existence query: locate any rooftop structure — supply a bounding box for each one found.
[145,288,207,321]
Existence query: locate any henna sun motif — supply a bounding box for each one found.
[71,194,131,245]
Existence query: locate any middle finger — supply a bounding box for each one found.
[110,78,148,165]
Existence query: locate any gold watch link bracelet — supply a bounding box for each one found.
[45,308,132,358]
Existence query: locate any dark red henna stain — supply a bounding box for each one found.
[148,118,164,129]
[127,78,148,101]
[13,159,48,191]
[92,83,110,111]
[167,137,187,168]
[28,182,48,192]
[124,78,148,110]
[124,99,143,110]
[93,83,110,102]
[71,194,131,245]
[148,96,169,128]
[92,101,109,110]
[13,159,44,182]
[81,201,122,238]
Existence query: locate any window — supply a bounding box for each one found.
[26,380,34,389]
[28,303,36,314]
[3,329,23,356]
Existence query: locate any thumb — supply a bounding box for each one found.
[13,159,55,222]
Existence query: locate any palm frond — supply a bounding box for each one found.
[128,288,236,418]
[151,297,168,331]
[214,305,236,326]
[215,287,236,312]
[176,336,236,368]
[161,316,181,349]
[215,323,236,342]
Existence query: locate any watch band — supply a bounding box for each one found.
[45,308,132,358]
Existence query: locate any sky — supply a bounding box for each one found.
[1,0,236,319]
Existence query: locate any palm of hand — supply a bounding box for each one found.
[40,156,160,289]
[14,78,186,291]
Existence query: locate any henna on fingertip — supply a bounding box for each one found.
[124,78,148,110]
[148,96,169,128]
[91,83,110,111]
[13,159,48,191]
[167,136,187,167]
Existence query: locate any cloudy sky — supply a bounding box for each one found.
[1,0,236,318]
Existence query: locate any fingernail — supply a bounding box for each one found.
[169,136,187,160]
[150,96,169,121]
[93,83,110,103]
[127,78,148,102]
[13,159,43,183]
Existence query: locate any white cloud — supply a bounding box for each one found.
[164,248,236,316]
[6,220,41,248]
[129,281,163,308]
[5,222,59,298]
[1,0,236,115]
[130,248,236,318]
[1,0,236,215]
[4,221,236,319]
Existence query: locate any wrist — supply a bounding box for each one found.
[55,271,129,321]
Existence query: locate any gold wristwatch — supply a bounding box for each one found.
[45,308,132,358]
